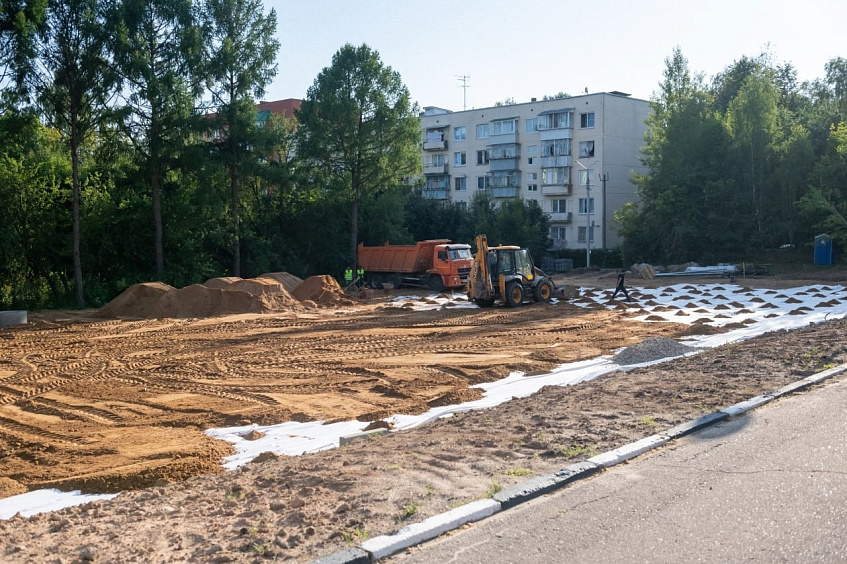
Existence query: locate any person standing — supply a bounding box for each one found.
[356,266,365,288]
[344,267,353,287]
[611,269,631,301]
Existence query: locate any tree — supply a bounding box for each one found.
[35,0,115,307]
[204,0,278,277]
[296,43,421,268]
[110,0,204,280]
[0,0,46,104]
[799,123,847,250]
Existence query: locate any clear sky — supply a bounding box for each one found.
[262,0,846,110]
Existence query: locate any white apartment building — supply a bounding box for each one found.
[419,92,649,251]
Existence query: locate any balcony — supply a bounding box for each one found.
[541,184,572,196]
[548,238,568,250]
[423,139,448,151]
[422,189,450,200]
[548,211,572,223]
[540,155,571,168]
[423,163,448,175]
[492,187,519,198]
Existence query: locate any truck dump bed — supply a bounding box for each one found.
[358,240,450,274]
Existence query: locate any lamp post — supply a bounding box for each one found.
[576,160,595,268]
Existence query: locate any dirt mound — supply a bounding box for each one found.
[202,276,242,289]
[0,477,26,498]
[97,282,175,318]
[292,275,356,306]
[228,278,301,310]
[259,272,304,293]
[157,285,270,318]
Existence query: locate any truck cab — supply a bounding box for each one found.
[432,244,473,290]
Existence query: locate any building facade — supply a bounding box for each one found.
[419,92,649,251]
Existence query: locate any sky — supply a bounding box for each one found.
[261,0,846,111]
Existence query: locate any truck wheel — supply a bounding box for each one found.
[369,274,384,289]
[427,275,445,292]
[505,281,524,307]
[475,298,495,308]
[387,273,401,289]
[533,280,554,302]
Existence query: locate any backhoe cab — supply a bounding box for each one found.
[468,234,554,307]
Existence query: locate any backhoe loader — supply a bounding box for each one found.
[467,234,554,307]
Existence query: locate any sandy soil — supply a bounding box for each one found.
[0,271,845,562]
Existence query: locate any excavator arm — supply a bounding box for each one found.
[469,234,494,301]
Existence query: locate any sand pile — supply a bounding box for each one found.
[100,272,338,319]
[292,275,356,306]
[259,272,304,293]
[156,284,272,318]
[96,282,176,318]
[203,277,242,289]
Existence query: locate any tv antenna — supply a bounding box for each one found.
[456,75,470,111]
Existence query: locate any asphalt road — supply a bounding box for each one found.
[390,376,847,563]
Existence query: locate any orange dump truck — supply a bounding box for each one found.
[357,240,473,291]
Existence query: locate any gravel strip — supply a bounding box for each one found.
[613,336,704,365]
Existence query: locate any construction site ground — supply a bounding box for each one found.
[1,269,846,562]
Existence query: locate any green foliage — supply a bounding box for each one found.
[296,43,421,264]
[798,123,847,250]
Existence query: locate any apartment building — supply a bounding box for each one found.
[419,92,649,251]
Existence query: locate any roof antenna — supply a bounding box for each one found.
[457,75,470,111]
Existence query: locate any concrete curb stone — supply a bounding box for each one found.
[358,499,500,561]
[494,461,601,510]
[720,393,775,417]
[587,434,670,467]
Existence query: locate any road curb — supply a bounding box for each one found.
[312,362,847,563]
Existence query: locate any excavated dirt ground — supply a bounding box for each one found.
[0,271,846,562]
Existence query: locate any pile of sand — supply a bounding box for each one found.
[258,272,304,293]
[203,277,242,289]
[97,282,176,319]
[292,275,356,306]
[98,272,343,319]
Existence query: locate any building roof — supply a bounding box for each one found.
[257,98,301,119]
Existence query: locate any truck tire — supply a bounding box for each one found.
[369,274,384,289]
[386,273,401,289]
[427,275,445,292]
[533,279,554,302]
[505,281,524,307]
[474,297,495,308]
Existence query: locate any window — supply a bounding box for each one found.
[491,118,517,135]
[456,201,468,210]
[476,124,489,139]
[525,118,538,133]
[477,176,491,190]
[542,138,571,157]
[477,150,489,165]
[550,226,566,240]
[454,126,466,141]
[538,111,573,130]
[527,184,538,192]
[527,145,537,156]
[527,172,538,180]
[527,157,534,165]
[551,199,567,213]
[577,226,595,243]
[426,129,445,142]
[542,167,568,185]
[580,112,595,128]
[454,152,466,166]
[425,176,448,190]
[578,197,595,215]
[488,144,520,160]
[579,141,595,158]
[578,168,594,186]
[454,176,467,191]
[429,154,445,166]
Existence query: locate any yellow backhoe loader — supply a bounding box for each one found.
[467,234,554,307]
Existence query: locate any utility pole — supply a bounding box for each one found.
[599,172,609,252]
[586,174,592,268]
[457,75,470,111]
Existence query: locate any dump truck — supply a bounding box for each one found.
[467,234,554,307]
[357,240,473,291]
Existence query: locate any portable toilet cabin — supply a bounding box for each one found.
[814,234,833,265]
